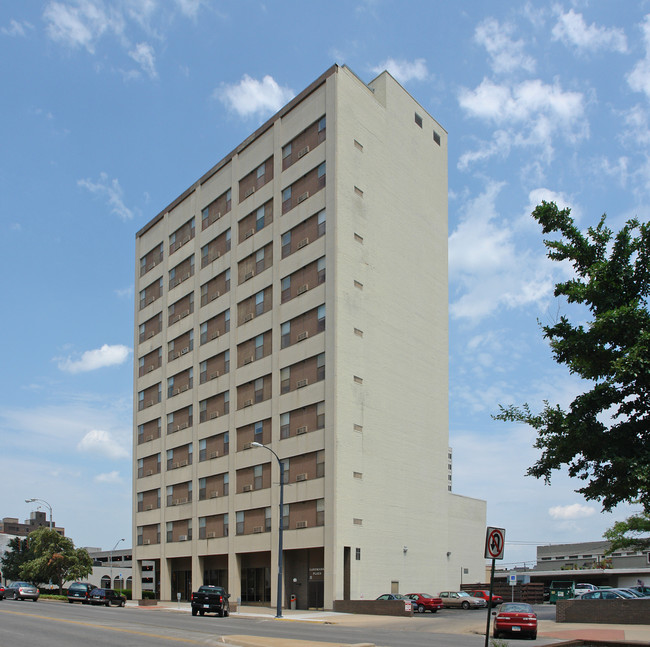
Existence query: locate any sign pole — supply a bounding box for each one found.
[484,558,496,647]
[483,527,506,647]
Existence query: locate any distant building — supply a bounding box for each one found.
[494,540,650,590]
[132,64,487,608]
[0,512,64,537]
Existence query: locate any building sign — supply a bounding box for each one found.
[309,567,323,580]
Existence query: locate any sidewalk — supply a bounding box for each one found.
[130,601,650,646]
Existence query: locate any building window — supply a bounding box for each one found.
[281,276,291,302]
[280,412,290,439]
[255,290,265,316]
[236,511,244,536]
[282,504,289,530]
[254,377,264,403]
[256,205,266,231]
[415,113,423,128]
[316,450,325,478]
[281,322,290,348]
[265,507,272,532]
[316,499,325,526]
[281,231,291,258]
[282,142,292,159]
[317,257,326,283]
[317,353,325,381]
[280,368,290,394]
[254,421,263,444]
[317,209,326,237]
[255,334,264,360]
[356,548,361,560]
[317,305,325,332]
[317,402,325,428]
[254,465,263,490]
[433,130,441,146]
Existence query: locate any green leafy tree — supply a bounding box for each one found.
[494,201,650,516]
[603,510,650,552]
[1,536,34,583]
[19,528,93,593]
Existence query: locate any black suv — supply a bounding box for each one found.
[67,582,96,604]
[89,588,126,607]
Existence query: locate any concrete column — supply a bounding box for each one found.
[228,551,241,609]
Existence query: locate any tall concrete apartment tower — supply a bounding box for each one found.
[133,65,486,608]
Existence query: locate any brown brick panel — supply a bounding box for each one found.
[168,293,194,326]
[170,219,195,255]
[202,189,232,230]
[282,118,325,171]
[236,419,272,450]
[238,156,274,203]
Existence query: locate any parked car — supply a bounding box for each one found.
[67,582,97,604]
[631,585,650,596]
[576,589,635,599]
[493,602,537,640]
[439,591,487,609]
[190,585,230,617]
[89,588,126,607]
[6,582,39,601]
[469,589,503,607]
[405,593,444,613]
[574,583,598,596]
[0,584,6,600]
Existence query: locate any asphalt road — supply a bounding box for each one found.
[0,599,561,647]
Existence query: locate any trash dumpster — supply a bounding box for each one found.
[290,594,297,610]
[549,580,575,604]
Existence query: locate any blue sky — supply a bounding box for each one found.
[1,0,649,568]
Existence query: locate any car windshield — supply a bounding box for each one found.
[457,591,470,597]
[419,594,433,599]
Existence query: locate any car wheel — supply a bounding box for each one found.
[529,633,537,640]
[224,609,229,617]
[493,630,500,638]
[199,609,205,616]
[431,609,437,613]
[120,601,125,607]
[105,601,110,607]
[461,601,470,610]
[218,609,224,617]
[417,604,425,613]
[191,608,198,616]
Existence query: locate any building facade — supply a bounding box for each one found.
[0,512,64,537]
[132,64,486,608]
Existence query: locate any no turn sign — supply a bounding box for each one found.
[485,527,506,560]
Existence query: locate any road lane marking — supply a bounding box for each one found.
[0,609,209,644]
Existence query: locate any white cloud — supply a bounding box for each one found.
[628,15,650,100]
[449,182,555,322]
[474,18,536,74]
[78,429,129,459]
[43,0,123,53]
[458,78,587,167]
[549,503,597,520]
[218,75,295,119]
[174,0,205,18]
[371,58,428,84]
[1,19,33,36]
[57,344,131,373]
[129,42,157,78]
[95,470,125,484]
[78,172,135,220]
[552,8,627,54]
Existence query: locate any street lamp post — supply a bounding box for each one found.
[110,538,126,588]
[251,441,284,618]
[25,498,53,529]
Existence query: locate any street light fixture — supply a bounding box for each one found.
[25,498,53,529]
[110,538,126,589]
[251,441,284,618]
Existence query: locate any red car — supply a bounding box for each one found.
[493,602,537,640]
[470,589,503,607]
[405,593,444,613]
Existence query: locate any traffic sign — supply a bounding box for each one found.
[484,527,506,560]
